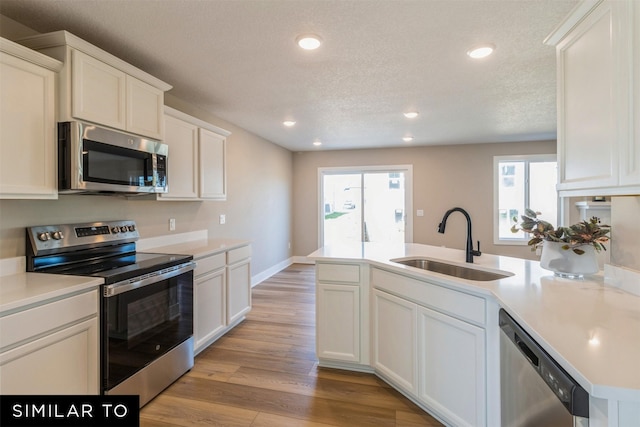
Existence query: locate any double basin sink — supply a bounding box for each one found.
[392,258,512,281]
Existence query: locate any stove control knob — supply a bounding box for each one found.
[51,231,64,240]
[37,232,50,241]
[127,225,136,232]
[111,226,120,234]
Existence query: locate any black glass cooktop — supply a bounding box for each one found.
[36,251,193,285]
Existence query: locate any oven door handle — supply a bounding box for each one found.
[103,261,196,297]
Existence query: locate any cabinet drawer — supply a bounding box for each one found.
[195,253,225,277]
[227,245,251,265]
[371,268,485,326]
[317,263,361,283]
[0,290,98,350]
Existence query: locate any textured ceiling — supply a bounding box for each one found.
[0,0,578,151]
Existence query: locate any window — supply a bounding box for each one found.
[493,155,558,244]
[319,165,413,247]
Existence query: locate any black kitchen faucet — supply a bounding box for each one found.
[437,207,482,263]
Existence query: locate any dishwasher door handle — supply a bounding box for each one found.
[515,333,539,368]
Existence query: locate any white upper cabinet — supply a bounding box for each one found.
[623,1,640,187]
[0,38,62,199]
[159,106,230,201]
[72,49,126,130]
[17,31,171,140]
[159,112,199,200]
[126,75,165,139]
[199,128,227,200]
[546,0,639,196]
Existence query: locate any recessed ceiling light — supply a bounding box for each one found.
[467,44,495,59]
[403,111,419,119]
[313,141,322,146]
[403,136,414,142]
[296,34,322,50]
[283,120,296,127]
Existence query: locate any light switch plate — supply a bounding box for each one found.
[219,214,226,225]
[417,209,424,217]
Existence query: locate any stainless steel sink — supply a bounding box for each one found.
[392,258,511,281]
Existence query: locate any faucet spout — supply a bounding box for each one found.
[437,207,481,263]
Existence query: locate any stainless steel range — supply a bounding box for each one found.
[26,220,195,407]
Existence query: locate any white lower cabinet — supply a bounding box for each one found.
[317,283,361,363]
[226,246,252,325]
[194,255,226,353]
[317,263,489,425]
[369,267,488,426]
[0,290,99,394]
[193,244,251,355]
[315,262,369,368]
[417,305,486,427]
[372,289,417,394]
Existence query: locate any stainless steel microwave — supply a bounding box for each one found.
[58,121,168,194]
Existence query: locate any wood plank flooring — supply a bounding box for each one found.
[140,264,443,426]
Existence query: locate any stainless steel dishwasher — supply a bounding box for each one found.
[499,309,589,426]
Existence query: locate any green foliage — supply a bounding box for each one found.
[325,212,348,220]
[511,209,610,255]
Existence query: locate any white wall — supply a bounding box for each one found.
[292,140,557,260]
[0,16,293,277]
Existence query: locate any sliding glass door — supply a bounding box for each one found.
[320,166,412,247]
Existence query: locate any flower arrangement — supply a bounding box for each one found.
[511,208,611,255]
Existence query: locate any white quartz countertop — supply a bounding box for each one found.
[0,272,102,314]
[308,243,640,402]
[147,238,250,260]
[0,236,249,315]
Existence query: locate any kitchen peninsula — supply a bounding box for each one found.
[308,243,640,427]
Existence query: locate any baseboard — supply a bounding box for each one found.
[251,256,316,287]
[292,255,315,265]
[251,257,292,287]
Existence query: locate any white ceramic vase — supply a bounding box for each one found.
[539,241,599,278]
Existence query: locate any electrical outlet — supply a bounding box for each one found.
[219,214,226,225]
[169,218,176,231]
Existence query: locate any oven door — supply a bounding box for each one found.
[102,262,194,392]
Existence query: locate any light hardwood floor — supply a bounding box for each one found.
[140,264,443,426]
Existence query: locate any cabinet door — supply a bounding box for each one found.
[0,53,57,199]
[199,128,226,200]
[126,75,163,139]
[227,259,251,325]
[372,289,417,394]
[316,283,360,363]
[72,49,126,130]
[194,268,226,354]
[418,306,486,427]
[158,114,199,200]
[620,1,640,187]
[555,0,630,192]
[0,317,99,394]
